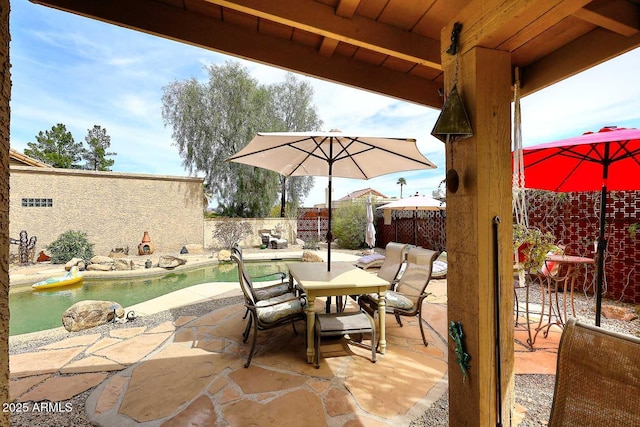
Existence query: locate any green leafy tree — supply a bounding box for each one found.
[267,74,323,217]
[162,61,280,217]
[333,202,368,249]
[397,177,407,198]
[24,123,84,168]
[82,125,116,171]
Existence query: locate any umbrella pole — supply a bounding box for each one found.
[595,184,607,326]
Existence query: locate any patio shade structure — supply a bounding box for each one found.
[520,126,640,326]
[377,195,446,245]
[227,131,436,271]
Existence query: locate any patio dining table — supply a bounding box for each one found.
[532,254,595,345]
[287,262,389,364]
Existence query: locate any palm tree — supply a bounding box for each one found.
[397,177,407,198]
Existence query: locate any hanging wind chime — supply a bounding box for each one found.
[431,22,473,194]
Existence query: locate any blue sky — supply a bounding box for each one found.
[10,2,640,206]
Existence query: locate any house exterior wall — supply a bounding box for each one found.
[10,166,204,258]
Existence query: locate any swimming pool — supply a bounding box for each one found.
[9,261,293,336]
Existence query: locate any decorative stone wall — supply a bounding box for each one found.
[9,166,204,257]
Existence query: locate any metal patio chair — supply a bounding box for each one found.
[358,247,439,346]
[231,253,306,368]
[549,318,640,426]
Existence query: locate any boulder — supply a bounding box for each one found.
[65,257,84,271]
[158,255,187,269]
[217,250,231,262]
[302,251,323,263]
[113,258,135,271]
[602,305,639,321]
[91,255,114,265]
[62,300,125,332]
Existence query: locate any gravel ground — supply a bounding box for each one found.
[9,279,639,426]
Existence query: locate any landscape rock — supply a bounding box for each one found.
[113,258,135,271]
[91,256,114,265]
[602,304,639,321]
[217,250,231,262]
[65,257,84,271]
[158,256,187,269]
[62,300,125,332]
[302,251,323,263]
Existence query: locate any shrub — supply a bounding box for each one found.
[46,230,95,264]
[333,203,367,249]
[212,220,253,249]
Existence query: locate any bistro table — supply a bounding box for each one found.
[532,254,594,344]
[287,262,389,364]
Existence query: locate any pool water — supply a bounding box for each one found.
[9,261,293,336]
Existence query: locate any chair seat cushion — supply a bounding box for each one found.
[362,291,414,311]
[431,260,447,278]
[256,293,304,323]
[253,283,290,301]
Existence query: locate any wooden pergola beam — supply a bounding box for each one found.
[206,0,442,69]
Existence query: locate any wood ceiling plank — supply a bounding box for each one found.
[412,0,461,40]
[206,0,442,69]
[443,0,592,59]
[354,0,386,20]
[259,20,294,41]
[336,0,361,18]
[511,16,593,66]
[319,37,339,56]
[572,0,640,37]
[377,0,431,30]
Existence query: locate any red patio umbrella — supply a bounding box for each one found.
[520,126,640,326]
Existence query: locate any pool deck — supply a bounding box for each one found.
[8,249,560,425]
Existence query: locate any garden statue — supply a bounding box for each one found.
[10,230,37,265]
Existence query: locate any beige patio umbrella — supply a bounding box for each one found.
[227,131,437,270]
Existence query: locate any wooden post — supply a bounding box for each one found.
[444,46,514,426]
[0,0,11,423]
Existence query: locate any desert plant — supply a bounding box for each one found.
[212,220,253,249]
[45,230,95,264]
[333,202,367,249]
[303,236,320,250]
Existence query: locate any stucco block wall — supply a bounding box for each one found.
[205,218,297,249]
[10,166,204,258]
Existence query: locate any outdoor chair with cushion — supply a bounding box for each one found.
[358,247,439,347]
[259,229,288,249]
[375,241,410,286]
[231,245,293,323]
[231,253,307,368]
[549,318,640,426]
[314,310,376,368]
[343,241,409,311]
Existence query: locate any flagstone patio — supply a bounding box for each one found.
[8,276,559,425]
